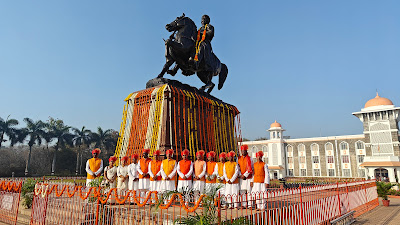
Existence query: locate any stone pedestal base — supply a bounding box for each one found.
[115,79,240,161]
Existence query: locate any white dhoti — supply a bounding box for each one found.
[128,179,139,191]
[138,178,150,190]
[109,180,117,189]
[149,180,160,192]
[239,179,252,207]
[250,183,267,210]
[177,180,192,192]
[117,177,128,190]
[193,180,205,193]
[225,183,239,208]
[161,180,176,192]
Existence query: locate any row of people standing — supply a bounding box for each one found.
[87,145,270,210]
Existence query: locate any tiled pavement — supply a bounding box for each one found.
[353,197,400,225]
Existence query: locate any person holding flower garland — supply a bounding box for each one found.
[160,149,177,192]
[137,149,152,199]
[224,151,240,209]
[117,156,130,190]
[103,156,117,189]
[85,148,103,186]
[250,151,270,211]
[205,151,218,192]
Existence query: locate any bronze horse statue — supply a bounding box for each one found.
[157,14,228,93]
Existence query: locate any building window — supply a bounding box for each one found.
[298,144,305,152]
[313,169,321,177]
[358,169,366,178]
[277,132,280,138]
[325,142,333,151]
[327,156,334,164]
[288,169,294,176]
[300,169,307,177]
[343,169,351,177]
[312,156,319,163]
[273,132,275,138]
[328,169,335,177]
[342,155,350,163]
[287,145,293,152]
[300,156,306,163]
[356,141,365,149]
[357,155,365,164]
[340,142,349,150]
[288,157,293,164]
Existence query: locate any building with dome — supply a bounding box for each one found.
[241,93,400,181]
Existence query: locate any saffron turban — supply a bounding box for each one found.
[256,151,264,157]
[206,151,216,158]
[92,148,101,154]
[131,153,139,159]
[121,156,129,162]
[109,156,117,162]
[228,151,236,157]
[219,152,226,159]
[240,145,249,151]
[181,149,190,156]
[154,150,161,156]
[166,149,173,155]
[196,150,205,157]
[142,149,150,154]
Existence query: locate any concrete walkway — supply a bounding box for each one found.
[354,197,400,225]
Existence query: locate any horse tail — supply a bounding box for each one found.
[218,63,228,90]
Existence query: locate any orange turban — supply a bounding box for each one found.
[240,145,249,151]
[256,151,264,157]
[131,153,139,159]
[142,149,150,154]
[181,149,189,156]
[92,148,101,154]
[219,152,226,159]
[109,156,117,162]
[121,156,129,162]
[166,149,173,155]
[227,151,236,157]
[154,150,161,156]
[196,150,205,157]
[206,151,216,158]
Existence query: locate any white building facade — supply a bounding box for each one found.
[241,93,400,181]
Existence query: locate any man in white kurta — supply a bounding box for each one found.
[128,153,139,196]
[177,149,193,191]
[137,149,151,199]
[104,156,117,189]
[250,151,270,210]
[193,150,206,196]
[117,156,129,191]
[160,149,177,192]
[223,151,240,209]
[238,145,253,208]
[215,152,227,196]
[86,148,103,186]
[148,150,162,192]
[177,149,193,204]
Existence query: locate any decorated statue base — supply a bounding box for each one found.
[114,78,240,161]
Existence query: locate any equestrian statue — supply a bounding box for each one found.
[157,14,228,94]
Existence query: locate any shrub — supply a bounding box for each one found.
[376,181,394,200]
[21,179,36,208]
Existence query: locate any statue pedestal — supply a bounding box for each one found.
[114,79,240,161]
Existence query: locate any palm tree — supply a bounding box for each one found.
[47,117,73,175]
[91,127,114,155]
[0,116,19,148]
[72,126,91,175]
[23,118,46,176]
[9,128,28,147]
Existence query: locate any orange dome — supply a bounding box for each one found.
[270,120,282,128]
[364,93,393,108]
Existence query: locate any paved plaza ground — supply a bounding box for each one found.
[353,197,400,225]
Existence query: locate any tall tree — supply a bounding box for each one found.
[9,128,28,147]
[0,116,19,148]
[23,118,46,176]
[91,127,114,155]
[47,117,73,175]
[72,126,91,175]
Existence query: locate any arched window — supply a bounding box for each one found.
[252,146,258,152]
[262,145,268,152]
[287,145,293,152]
[356,141,365,150]
[325,142,333,151]
[340,142,349,150]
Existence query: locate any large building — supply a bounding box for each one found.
[241,93,400,182]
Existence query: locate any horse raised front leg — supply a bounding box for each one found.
[199,82,215,94]
[167,64,179,76]
[157,59,174,78]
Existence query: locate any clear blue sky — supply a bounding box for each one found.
[1,1,399,140]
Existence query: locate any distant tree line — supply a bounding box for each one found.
[0,116,118,177]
